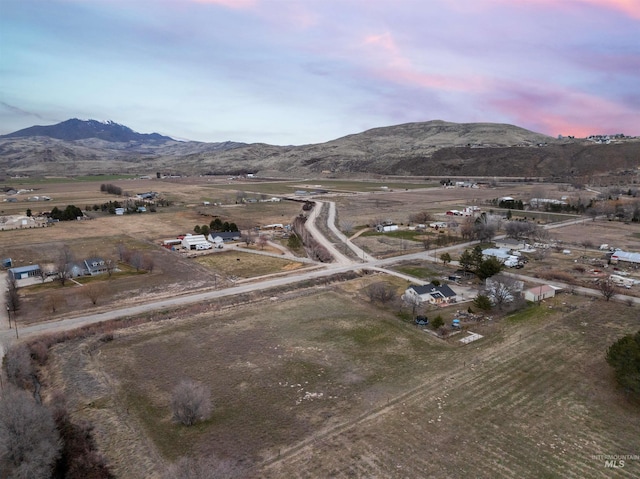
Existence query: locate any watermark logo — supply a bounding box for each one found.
[592,454,639,468]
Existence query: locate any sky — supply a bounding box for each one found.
[1,0,639,144]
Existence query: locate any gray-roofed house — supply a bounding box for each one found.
[209,232,241,242]
[84,257,108,276]
[405,282,458,305]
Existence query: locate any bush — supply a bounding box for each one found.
[431,315,444,330]
[606,330,640,394]
[171,379,212,426]
[473,294,493,311]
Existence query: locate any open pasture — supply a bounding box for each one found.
[195,250,307,279]
[44,286,640,478]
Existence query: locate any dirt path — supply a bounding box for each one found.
[305,201,352,266]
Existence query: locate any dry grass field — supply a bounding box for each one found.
[41,284,640,479]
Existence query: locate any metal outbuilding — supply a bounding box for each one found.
[8,264,41,280]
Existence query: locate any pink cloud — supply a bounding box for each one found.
[490,0,640,19]
[488,80,638,136]
[360,31,486,92]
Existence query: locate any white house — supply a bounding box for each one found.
[404,283,458,305]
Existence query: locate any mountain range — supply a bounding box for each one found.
[1,119,638,180]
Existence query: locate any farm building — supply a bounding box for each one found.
[182,234,212,250]
[405,283,458,305]
[8,264,41,280]
[610,250,640,265]
[524,285,557,302]
[209,231,241,243]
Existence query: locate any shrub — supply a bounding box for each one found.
[606,330,640,394]
[171,379,212,426]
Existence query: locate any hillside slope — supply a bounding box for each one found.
[1,119,638,179]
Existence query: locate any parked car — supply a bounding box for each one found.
[415,315,429,326]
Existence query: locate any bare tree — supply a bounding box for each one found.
[4,343,33,387]
[171,379,212,426]
[366,282,396,304]
[82,282,105,305]
[599,279,619,302]
[0,387,62,479]
[403,293,423,319]
[340,219,355,236]
[104,257,117,278]
[43,291,66,314]
[141,254,155,272]
[55,245,75,286]
[408,211,433,224]
[5,275,21,316]
[241,232,254,247]
[460,217,475,240]
[130,251,143,271]
[257,234,269,250]
[485,275,523,310]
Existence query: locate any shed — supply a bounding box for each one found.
[524,285,556,302]
[8,264,41,280]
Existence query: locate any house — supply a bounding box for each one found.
[84,257,108,276]
[8,264,41,281]
[524,284,557,302]
[208,231,241,243]
[182,234,211,250]
[405,283,458,305]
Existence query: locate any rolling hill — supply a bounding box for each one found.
[0,119,638,179]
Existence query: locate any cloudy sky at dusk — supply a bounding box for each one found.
[1,0,638,144]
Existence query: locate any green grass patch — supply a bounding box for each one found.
[505,302,553,323]
[394,265,437,280]
[3,174,136,185]
[195,251,304,278]
[361,230,424,241]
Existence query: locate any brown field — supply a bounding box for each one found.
[547,219,640,252]
[42,284,640,479]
